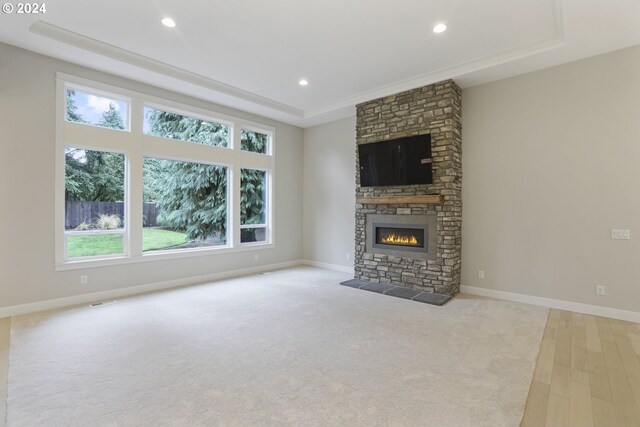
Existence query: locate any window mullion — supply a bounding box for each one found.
[128,99,144,257]
[231,124,242,248]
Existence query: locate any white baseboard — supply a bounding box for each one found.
[301,259,354,275]
[0,259,304,318]
[461,285,640,323]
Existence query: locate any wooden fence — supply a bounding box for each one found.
[65,201,159,229]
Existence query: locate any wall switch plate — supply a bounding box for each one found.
[611,229,631,240]
[80,275,88,285]
[478,270,485,279]
[596,285,606,296]
[347,253,351,262]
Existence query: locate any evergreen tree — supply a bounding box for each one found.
[143,157,170,202]
[97,103,125,130]
[65,148,125,202]
[145,110,227,147]
[155,161,228,240]
[65,90,85,123]
[240,129,267,154]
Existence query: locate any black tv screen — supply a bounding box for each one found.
[358,134,432,187]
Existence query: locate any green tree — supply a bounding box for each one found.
[240,130,267,154]
[97,103,125,130]
[65,148,93,200]
[145,110,227,147]
[240,168,265,225]
[143,157,170,202]
[66,89,85,123]
[155,162,228,240]
[65,149,125,202]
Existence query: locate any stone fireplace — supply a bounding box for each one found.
[354,80,462,296]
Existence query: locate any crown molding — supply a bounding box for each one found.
[305,36,565,119]
[30,21,304,119]
[29,0,564,127]
[305,0,565,119]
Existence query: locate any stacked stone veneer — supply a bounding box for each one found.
[355,80,462,295]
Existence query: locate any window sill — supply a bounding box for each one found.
[55,242,275,271]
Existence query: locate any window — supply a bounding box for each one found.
[64,148,126,258]
[241,129,269,154]
[56,74,274,269]
[143,106,229,147]
[66,88,129,130]
[143,158,228,251]
[240,169,268,243]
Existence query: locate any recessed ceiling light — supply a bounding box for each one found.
[433,23,447,33]
[161,17,176,28]
[298,79,309,86]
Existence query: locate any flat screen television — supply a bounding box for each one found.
[358,134,432,187]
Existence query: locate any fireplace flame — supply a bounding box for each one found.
[381,234,419,246]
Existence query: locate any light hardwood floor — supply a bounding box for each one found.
[522,309,640,427]
[2,309,639,426]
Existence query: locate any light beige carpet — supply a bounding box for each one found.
[7,267,548,426]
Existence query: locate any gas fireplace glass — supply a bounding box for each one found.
[375,226,425,249]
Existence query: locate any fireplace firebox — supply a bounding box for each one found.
[372,223,427,253]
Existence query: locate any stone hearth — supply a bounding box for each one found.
[354,80,462,295]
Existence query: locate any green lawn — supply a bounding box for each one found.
[142,228,189,251]
[67,228,188,258]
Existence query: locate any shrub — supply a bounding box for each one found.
[96,214,122,230]
[75,222,92,231]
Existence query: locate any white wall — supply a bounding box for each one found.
[302,117,356,269]
[0,43,303,310]
[462,44,640,313]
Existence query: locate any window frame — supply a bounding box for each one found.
[240,126,273,155]
[63,145,129,260]
[143,102,234,149]
[239,167,271,245]
[65,84,132,132]
[55,73,275,271]
[141,155,232,253]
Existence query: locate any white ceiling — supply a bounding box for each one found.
[0,0,639,127]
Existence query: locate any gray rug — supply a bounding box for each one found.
[7,267,548,426]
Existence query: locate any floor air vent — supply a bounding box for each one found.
[90,300,117,308]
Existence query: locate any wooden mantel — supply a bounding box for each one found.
[356,195,443,205]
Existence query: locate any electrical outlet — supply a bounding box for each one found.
[347,253,351,262]
[596,285,606,296]
[254,254,259,261]
[611,229,631,240]
[80,275,89,285]
[478,270,485,279]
